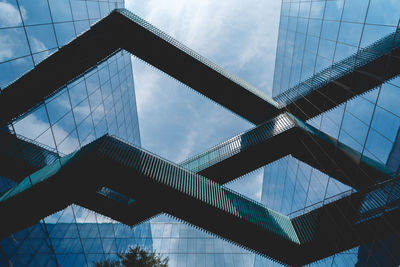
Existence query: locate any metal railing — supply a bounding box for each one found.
[275,28,400,106]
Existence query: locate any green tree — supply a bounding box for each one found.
[94,246,168,267]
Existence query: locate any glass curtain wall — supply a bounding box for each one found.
[261,0,400,266]
[0,1,142,266]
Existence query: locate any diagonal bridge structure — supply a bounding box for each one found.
[1,8,400,266]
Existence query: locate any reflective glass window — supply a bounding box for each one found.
[0,27,30,62]
[324,0,344,21]
[54,22,76,47]
[0,0,23,27]
[321,20,340,41]
[0,56,33,88]
[70,0,88,21]
[342,0,369,23]
[367,0,400,26]
[26,24,57,54]
[338,22,363,47]
[19,0,52,25]
[298,2,310,18]
[46,89,71,125]
[48,0,73,23]
[87,1,100,20]
[378,83,400,117]
[74,20,90,35]
[310,1,325,20]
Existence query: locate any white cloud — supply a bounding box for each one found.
[13,113,79,154]
[0,2,29,61]
[125,1,281,201]
[131,59,162,117]
[126,0,280,95]
[0,34,13,61]
[0,1,27,27]
[31,37,48,54]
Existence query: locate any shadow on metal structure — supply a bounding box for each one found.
[0,135,399,265]
[0,135,301,266]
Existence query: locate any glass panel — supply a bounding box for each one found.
[297,18,308,34]
[321,20,340,41]
[26,24,57,53]
[298,2,310,18]
[74,20,90,36]
[378,83,400,117]
[361,24,397,51]
[318,39,336,61]
[99,2,110,17]
[19,0,52,25]
[0,0,23,27]
[73,98,91,125]
[306,169,329,206]
[0,27,30,63]
[371,106,400,142]
[54,22,76,47]
[342,0,369,23]
[58,130,79,154]
[308,19,322,37]
[77,115,93,142]
[13,105,50,140]
[86,72,100,95]
[68,78,88,107]
[46,90,71,125]
[98,65,110,86]
[48,0,73,23]
[310,1,325,20]
[52,111,75,145]
[338,22,363,47]
[324,0,344,21]
[89,89,103,112]
[35,127,56,149]
[346,96,375,127]
[367,0,400,26]
[87,1,100,20]
[32,48,56,65]
[93,105,105,127]
[320,105,344,138]
[70,0,88,21]
[0,56,33,88]
[325,177,352,199]
[334,42,357,63]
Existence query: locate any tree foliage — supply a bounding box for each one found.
[94,246,168,267]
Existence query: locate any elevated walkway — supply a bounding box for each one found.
[0,136,301,266]
[181,112,394,190]
[275,28,400,120]
[0,135,399,265]
[3,11,398,126]
[293,178,400,265]
[0,9,278,127]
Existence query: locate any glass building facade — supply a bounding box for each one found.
[0,0,143,266]
[261,0,400,266]
[0,1,257,266]
[2,0,399,266]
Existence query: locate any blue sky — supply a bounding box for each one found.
[125,0,281,201]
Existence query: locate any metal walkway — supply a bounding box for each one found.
[0,136,301,266]
[275,28,400,120]
[0,9,278,127]
[0,8,399,266]
[0,135,399,265]
[181,112,394,190]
